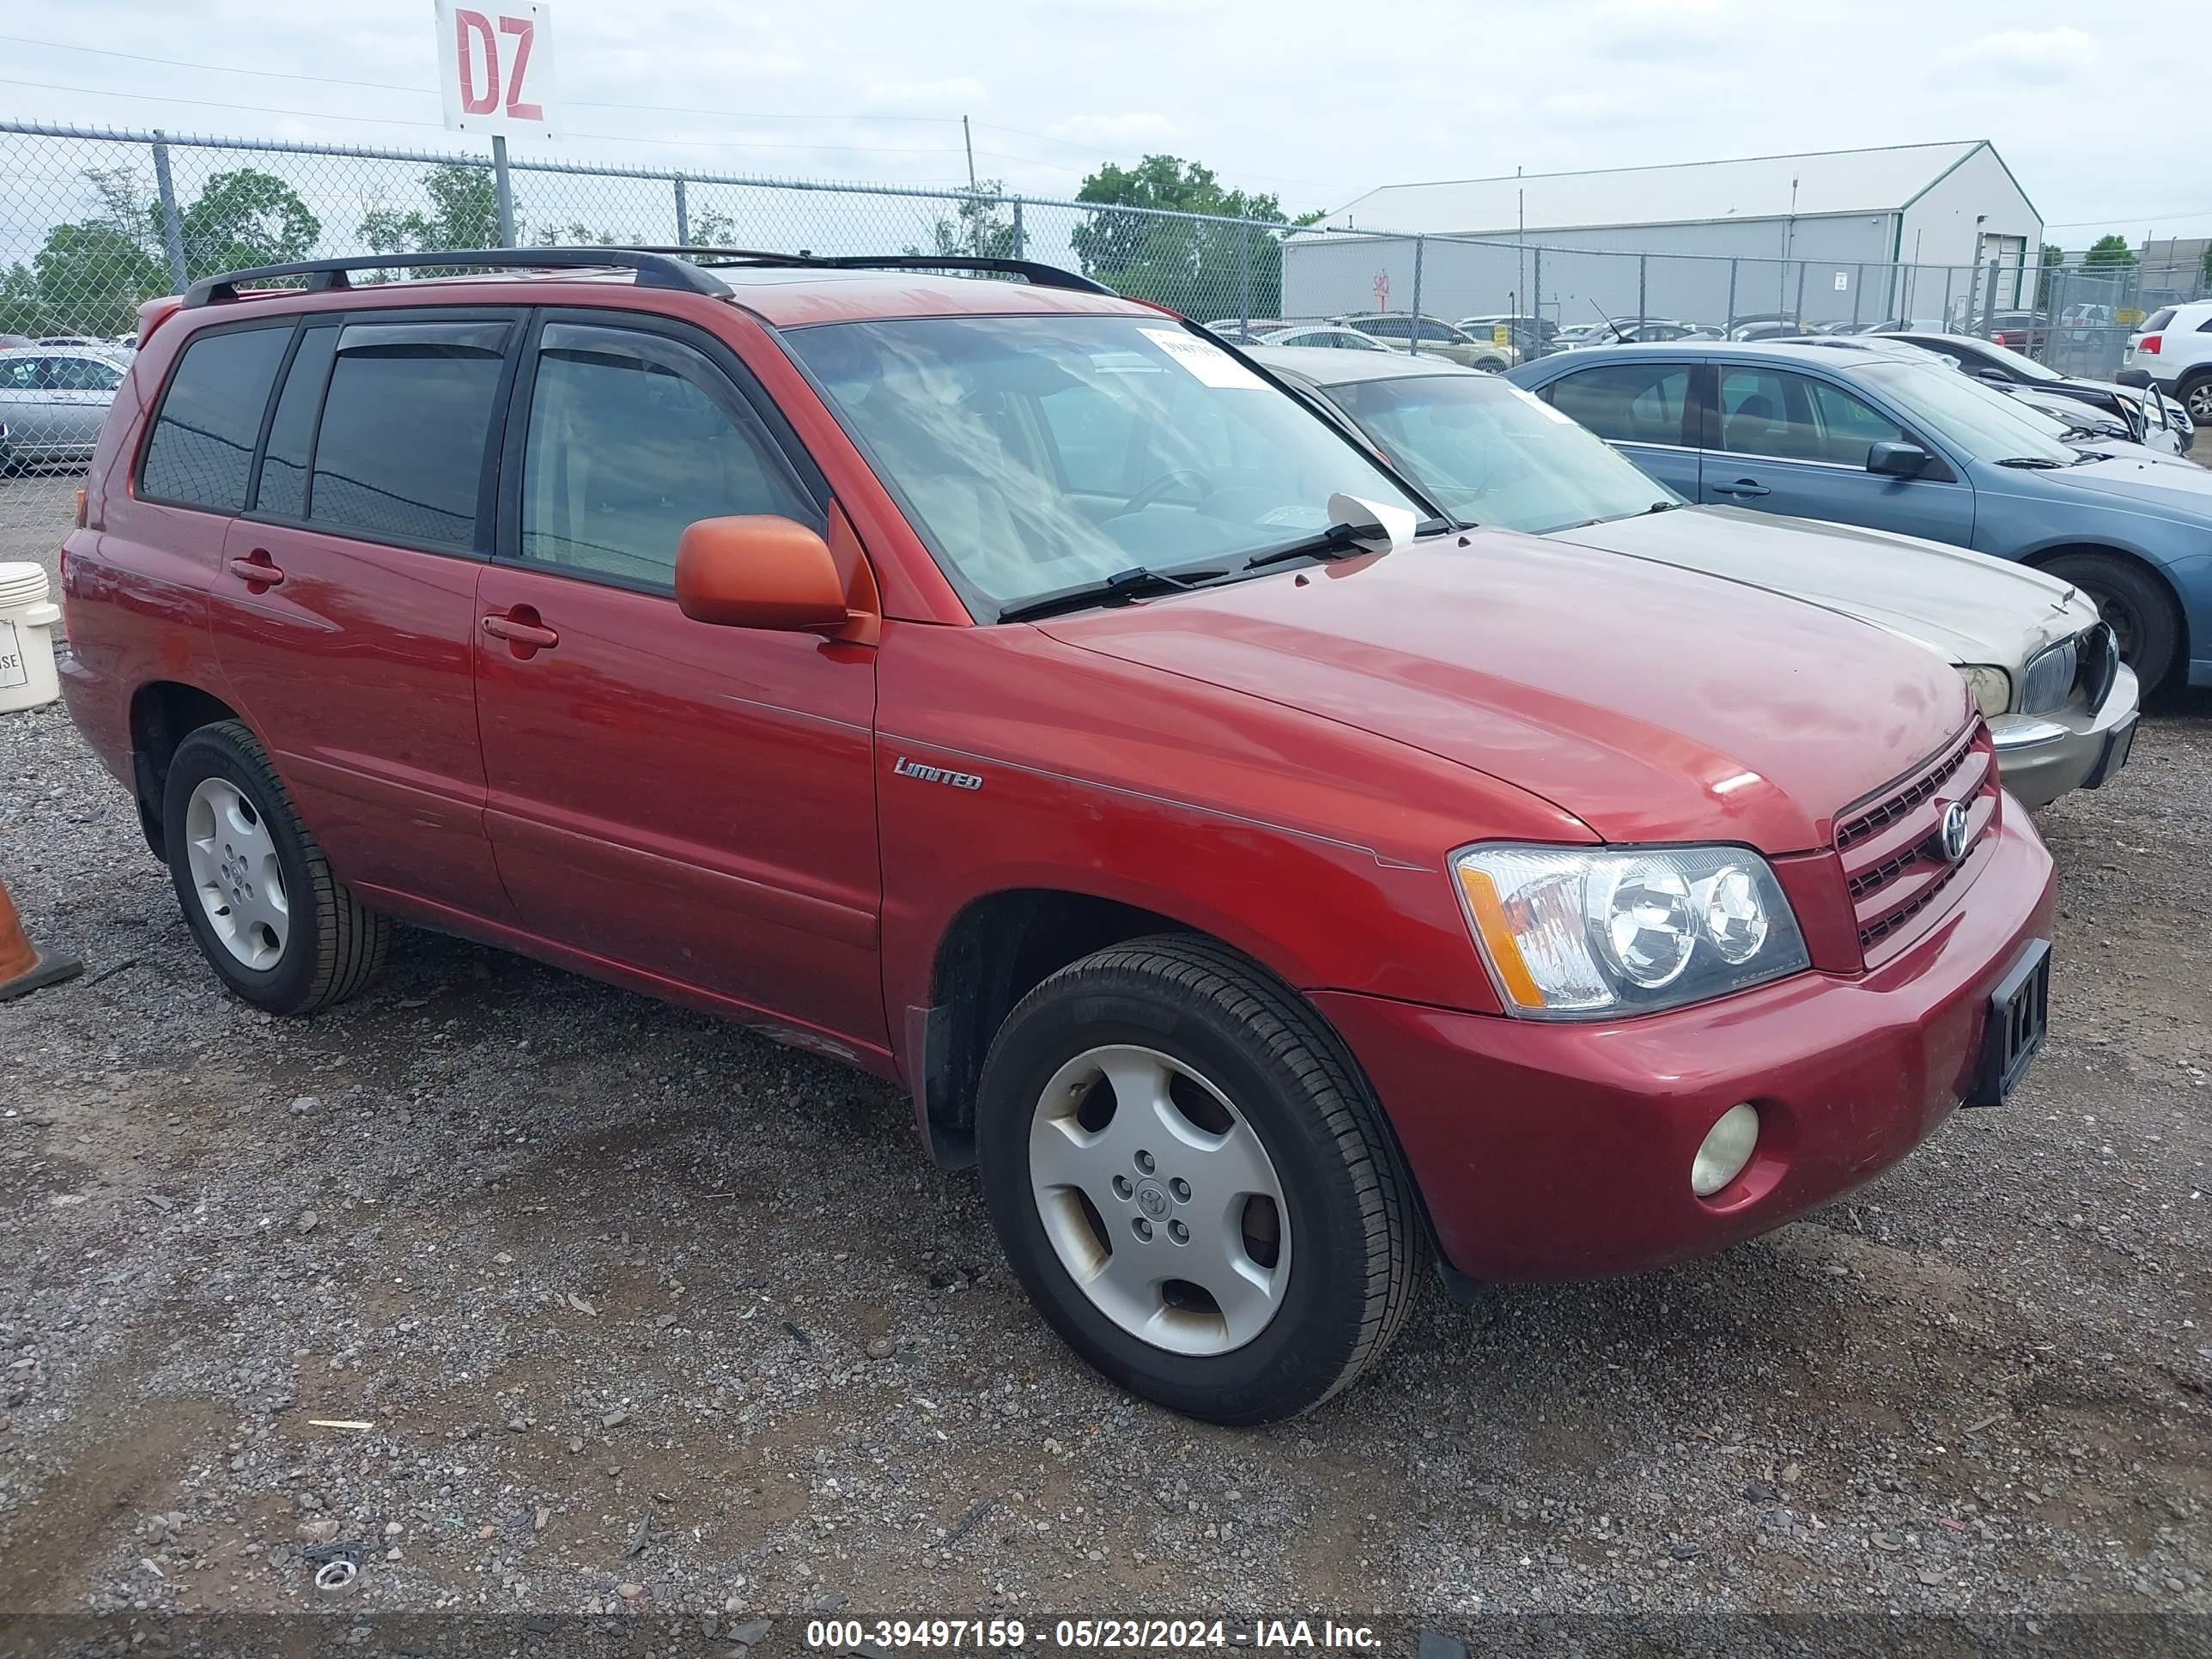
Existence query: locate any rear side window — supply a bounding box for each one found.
[252,325,338,521]
[139,326,290,512]
[1547,363,1691,446]
[50,356,122,391]
[310,322,510,549]
[2140,308,2176,333]
[517,323,813,587]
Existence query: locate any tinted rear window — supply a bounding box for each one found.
[308,327,508,548]
[139,326,290,511]
[252,325,337,521]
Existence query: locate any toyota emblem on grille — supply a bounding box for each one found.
[1936,800,1970,865]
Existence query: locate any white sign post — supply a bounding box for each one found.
[434,1,560,246]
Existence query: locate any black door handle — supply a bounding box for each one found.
[1711,479,1771,498]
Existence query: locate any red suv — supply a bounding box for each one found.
[60,249,2057,1424]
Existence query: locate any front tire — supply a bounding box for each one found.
[161,720,389,1015]
[975,936,1425,1423]
[2039,552,2179,694]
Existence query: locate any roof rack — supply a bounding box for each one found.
[181,248,733,307]
[633,248,1118,296]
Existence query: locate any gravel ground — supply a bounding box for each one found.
[1,474,2209,1656]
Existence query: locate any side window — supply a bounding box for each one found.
[1804,380,1907,466]
[50,356,122,391]
[0,357,39,391]
[1547,363,1691,447]
[1715,367,1800,459]
[311,321,510,549]
[1359,316,1408,340]
[517,323,815,588]
[139,325,291,512]
[1038,378,1142,495]
[252,325,338,521]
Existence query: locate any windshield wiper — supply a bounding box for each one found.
[1243,523,1361,571]
[1995,456,2065,469]
[1644,500,1683,513]
[1243,515,1452,573]
[998,564,1227,624]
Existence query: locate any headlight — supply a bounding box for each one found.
[1957,665,2012,719]
[1453,844,1810,1019]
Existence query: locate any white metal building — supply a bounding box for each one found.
[1281,141,2043,331]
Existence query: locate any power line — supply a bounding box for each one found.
[0,33,940,121]
[0,32,1346,195]
[0,79,1024,161]
[2046,210,2212,229]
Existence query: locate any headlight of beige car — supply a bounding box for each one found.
[1958,665,2012,719]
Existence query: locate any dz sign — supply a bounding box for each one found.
[435,1,561,140]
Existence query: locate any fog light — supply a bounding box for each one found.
[1691,1103,1760,1198]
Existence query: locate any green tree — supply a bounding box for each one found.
[168,167,319,278]
[1070,155,1306,317]
[359,164,504,253]
[0,166,167,336]
[2083,234,2136,269]
[532,221,623,246]
[902,180,1018,260]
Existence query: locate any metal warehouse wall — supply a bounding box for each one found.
[1283,212,1902,329]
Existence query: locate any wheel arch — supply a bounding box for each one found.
[906,886,1469,1296]
[128,680,246,860]
[2019,542,2191,682]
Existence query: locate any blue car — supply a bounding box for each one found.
[1504,341,2212,692]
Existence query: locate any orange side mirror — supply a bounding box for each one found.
[675,515,853,633]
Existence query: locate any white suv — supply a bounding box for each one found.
[2123,300,2212,428]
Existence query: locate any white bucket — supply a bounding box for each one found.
[0,562,62,715]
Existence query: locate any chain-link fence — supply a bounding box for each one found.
[3,118,2208,539]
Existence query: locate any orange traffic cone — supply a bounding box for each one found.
[0,874,81,1002]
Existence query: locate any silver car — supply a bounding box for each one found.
[1252,345,2136,810]
[0,345,127,470]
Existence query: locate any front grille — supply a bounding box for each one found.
[1834,723,2002,961]
[2018,637,2078,717]
[1834,726,1977,851]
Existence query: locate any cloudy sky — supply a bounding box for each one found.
[2,0,2207,247]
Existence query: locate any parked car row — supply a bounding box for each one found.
[50,248,2143,1426]
[1501,339,2209,695]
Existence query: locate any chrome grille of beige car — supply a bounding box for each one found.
[2018,635,2079,717]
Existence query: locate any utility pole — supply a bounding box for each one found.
[962,114,981,256]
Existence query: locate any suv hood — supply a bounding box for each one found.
[1039,532,1969,851]
[1547,504,2091,665]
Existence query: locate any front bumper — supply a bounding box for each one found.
[1988,665,2140,810]
[1313,809,2056,1282]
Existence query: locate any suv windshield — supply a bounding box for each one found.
[1321,372,1673,532]
[1856,359,2075,464]
[786,315,1428,613]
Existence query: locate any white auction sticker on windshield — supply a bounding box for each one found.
[1139,327,1267,390]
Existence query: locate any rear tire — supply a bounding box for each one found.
[161,720,389,1015]
[2180,370,2212,429]
[2039,551,2179,695]
[975,935,1425,1423]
